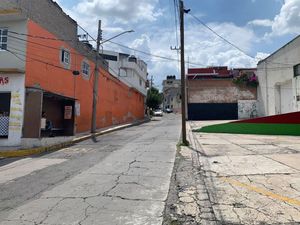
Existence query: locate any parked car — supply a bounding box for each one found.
[153,109,163,117]
[165,108,173,113]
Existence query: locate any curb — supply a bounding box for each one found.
[0,119,150,158]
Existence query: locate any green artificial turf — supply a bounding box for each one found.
[194,123,300,136]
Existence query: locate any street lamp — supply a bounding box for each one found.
[91,22,134,134]
[101,30,134,45]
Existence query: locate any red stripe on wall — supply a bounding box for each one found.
[233,112,300,124]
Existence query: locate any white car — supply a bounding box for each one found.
[153,109,163,117]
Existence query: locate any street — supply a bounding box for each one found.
[0,115,181,225]
[164,121,300,225]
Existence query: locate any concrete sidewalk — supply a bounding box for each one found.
[0,119,150,158]
[164,120,300,225]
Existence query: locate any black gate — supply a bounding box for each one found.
[188,103,238,120]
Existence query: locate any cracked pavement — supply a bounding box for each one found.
[164,120,300,225]
[0,115,181,225]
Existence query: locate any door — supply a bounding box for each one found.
[280,80,293,114]
[188,103,238,120]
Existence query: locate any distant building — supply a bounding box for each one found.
[101,50,148,97]
[187,67,257,120]
[162,75,181,113]
[257,36,300,116]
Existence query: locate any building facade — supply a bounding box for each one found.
[187,67,257,120]
[162,75,181,113]
[101,50,148,97]
[257,36,300,116]
[0,0,145,147]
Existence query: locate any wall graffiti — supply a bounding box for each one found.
[9,90,23,132]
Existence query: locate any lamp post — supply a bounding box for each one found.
[91,21,134,134]
[101,30,134,45]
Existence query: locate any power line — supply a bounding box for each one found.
[188,13,299,68]
[8,31,74,42]
[6,48,72,71]
[7,27,212,68]
[107,40,207,67]
[189,13,255,60]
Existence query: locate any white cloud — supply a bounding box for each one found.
[124,22,267,88]
[248,19,273,27]
[262,0,300,37]
[73,0,160,25]
[56,1,269,88]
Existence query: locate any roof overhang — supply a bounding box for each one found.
[0,68,25,74]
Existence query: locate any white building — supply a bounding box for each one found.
[101,50,148,96]
[0,17,26,146]
[162,76,181,113]
[257,36,300,116]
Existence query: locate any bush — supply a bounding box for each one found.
[233,72,258,87]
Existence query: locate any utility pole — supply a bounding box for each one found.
[180,0,188,145]
[91,20,102,133]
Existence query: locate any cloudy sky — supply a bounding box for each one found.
[55,0,300,87]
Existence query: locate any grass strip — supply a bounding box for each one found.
[194,123,300,136]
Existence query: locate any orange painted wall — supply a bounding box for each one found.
[25,20,145,133]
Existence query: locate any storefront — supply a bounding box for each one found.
[0,71,25,146]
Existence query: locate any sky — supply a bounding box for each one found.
[55,0,300,87]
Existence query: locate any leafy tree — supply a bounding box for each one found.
[146,87,163,109]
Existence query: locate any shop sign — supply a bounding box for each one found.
[0,76,9,85]
[64,106,73,119]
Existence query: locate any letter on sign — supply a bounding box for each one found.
[0,77,9,85]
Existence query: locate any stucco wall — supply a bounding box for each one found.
[0,74,25,146]
[0,20,27,70]
[25,20,144,133]
[257,36,300,116]
[187,79,257,104]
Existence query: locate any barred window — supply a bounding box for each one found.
[294,64,300,77]
[0,28,8,51]
[82,61,90,79]
[61,49,70,64]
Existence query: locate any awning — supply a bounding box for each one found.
[26,87,77,101]
[43,91,77,101]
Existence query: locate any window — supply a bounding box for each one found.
[61,49,70,65]
[0,28,8,51]
[82,61,90,78]
[294,64,300,77]
[139,78,142,86]
[101,54,118,61]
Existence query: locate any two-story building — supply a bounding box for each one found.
[0,0,145,147]
[101,50,148,97]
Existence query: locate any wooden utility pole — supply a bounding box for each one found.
[180,0,188,145]
[91,20,102,133]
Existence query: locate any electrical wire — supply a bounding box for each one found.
[188,13,255,59]
[107,40,207,67]
[8,31,74,42]
[188,13,300,68]
[8,30,207,67]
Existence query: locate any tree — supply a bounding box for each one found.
[146,87,163,109]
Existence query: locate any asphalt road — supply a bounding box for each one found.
[0,114,181,225]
